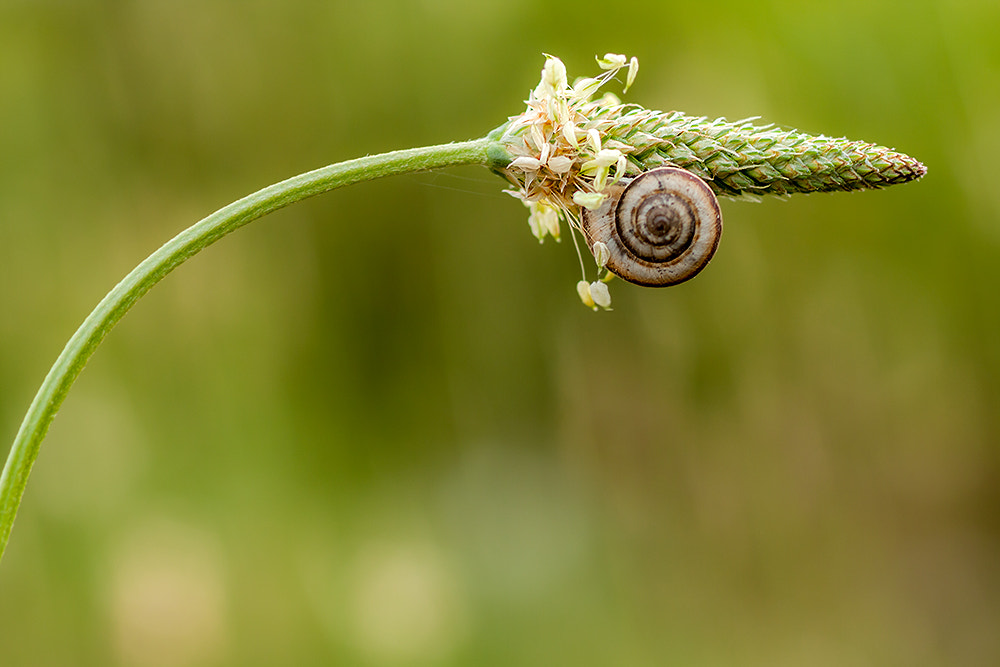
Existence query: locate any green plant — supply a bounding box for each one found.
[0,53,925,563]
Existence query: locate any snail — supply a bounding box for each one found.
[581,167,723,287]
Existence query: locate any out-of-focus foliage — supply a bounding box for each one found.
[1,1,997,665]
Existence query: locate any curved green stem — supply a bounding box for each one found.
[0,137,500,563]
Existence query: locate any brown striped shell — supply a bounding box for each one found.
[581,167,723,287]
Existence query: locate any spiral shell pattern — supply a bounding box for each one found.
[582,167,723,287]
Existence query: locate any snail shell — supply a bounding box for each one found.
[581,167,723,287]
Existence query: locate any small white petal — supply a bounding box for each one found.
[510,156,542,171]
[597,53,627,70]
[573,191,607,210]
[544,100,559,123]
[527,202,561,242]
[543,214,561,239]
[610,154,629,185]
[625,57,639,92]
[576,280,596,309]
[593,148,622,167]
[547,57,568,89]
[530,123,546,152]
[535,55,568,98]
[538,141,550,165]
[581,150,621,177]
[528,214,542,241]
[593,242,610,269]
[590,281,612,309]
[572,77,602,100]
[592,165,610,192]
[546,155,574,174]
[561,122,580,148]
[551,97,571,125]
[587,129,602,153]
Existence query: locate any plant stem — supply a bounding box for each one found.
[0,137,499,564]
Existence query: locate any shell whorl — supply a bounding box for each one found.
[582,167,723,287]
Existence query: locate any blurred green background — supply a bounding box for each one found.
[1,0,998,665]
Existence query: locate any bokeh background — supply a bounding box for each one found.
[2,1,998,665]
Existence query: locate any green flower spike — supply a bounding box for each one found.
[493,53,927,309]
